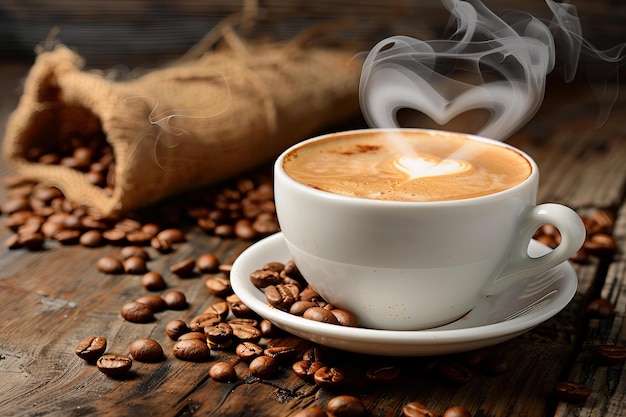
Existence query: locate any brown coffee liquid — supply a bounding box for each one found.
[282,130,531,202]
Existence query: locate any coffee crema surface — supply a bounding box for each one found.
[282,130,531,202]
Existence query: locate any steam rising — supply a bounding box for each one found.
[360,0,625,140]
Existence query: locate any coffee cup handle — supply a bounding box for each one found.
[485,203,586,295]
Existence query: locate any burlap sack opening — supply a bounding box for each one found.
[3,33,363,218]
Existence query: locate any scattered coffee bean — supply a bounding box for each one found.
[250,269,282,288]
[205,323,234,345]
[554,381,592,403]
[123,256,148,274]
[120,301,154,323]
[330,310,359,327]
[96,353,133,377]
[163,290,188,310]
[96,256,124,274]
[264,346,298,364]
[438,361,474,384]
[75,336,107,361]
[170,258,196,277]
[230,322,262,343]
[141,271,167,291]
[205,301,230,320]
[210,361,238,382]
[249,355,279,378]
[79,230,104,247]
[442,405,472,417]
[165,319,190,341]
[173,339,211,362]
[156,228,185,244]
[583,233,617,257]
[402,401,438,417]
[226,294,254,318]
[365,364,401,384]
[205,276,233,297]
[236,342,264,362]
[314,366,345,389]
[178,332,207,342]
[197,253,220,273]
[585,298,614,318]
[304,307,339,325]
[592,344,626,365]
[259,319,279,338]
[326,395,366,417]
[129,338,164,362]
[120,245,150,260]
[135,295,167,312]
[291,406,327,417]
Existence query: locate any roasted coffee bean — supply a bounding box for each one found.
[157,228,185,244]
[151,237,173,253]
[219,263,233,276]
[165,319,190,341]
[252,212,279,235]
[304,307,340,325]
[303,346,333,364]
[205,323,233,345]
[178,332,207,342]
[299,286,322,302]
[189,312,222,332]
[5,234,21,249]
[249,355,279,378]
[120,301,154,323]
[126,230,152,245]
[292,360,326,380]
[291,406,327,417]
[262,262,285,273]
[585,298,614,318]
[234,218,257,240]
[75,336,107,361]
[235,342,264,362]
[102,229,127,245]
[230,322,262,343]
[331,309,359,327]
[592,344,626,365]
[228,318,259,327]
[141,272,167,291]
[173,339,211,362]
[54,229,81,245]
[290,301,318,316]
[327,395,366,417]
[170,258,196,277]
[97,256,124,274]
[123,256,148,274]
[264,284,297,311]
[264,346,298,363]
[205,276,232,297]
[120,245,150,260]
[554,381,592,402]
[209,361,238,382]
[314,366,345,389]
[163,290,188,310]
[18,231,45,250]
[366,364,401,384]
[226,294,255,318]
[197,253,220,273]
[588,209,615,234]
[442,406,472,417]
[214,224,235,238]
[249,269,282,288]
[204,301,230,320]
[96,353,133,377]
[135,295,167,312]
[438,361,474,384]
[79,230,104,247]
[141,223,160,237]
[259,319,279,338]
[129,338,164,362]
[402,402,438,417]
[583,233,617,257]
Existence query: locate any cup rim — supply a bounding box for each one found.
[275,128,538,206]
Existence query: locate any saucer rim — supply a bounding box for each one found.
[230,232,578,355]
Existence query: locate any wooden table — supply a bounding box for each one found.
[0,60,625,417]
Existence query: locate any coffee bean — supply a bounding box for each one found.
[75,336,107,361]
[331,309,359,327]
[314,366,345,389]
[299,286,322,302]
[588,209,615,234]
[189,312,222,332]
[97,256,124,274]
[141,223,160,237]
[120,301,154,323]
[151,237,173,253]
[442,406,472,417]
[173,339,211,362]
[205,323,234,345]
[120,245,150,260]
[290,301,318,316]
[129,338,164,363]
[19,231,45,250]
[209,361,238,382]
[165,319,190,340]
[163,290,188,310]
[96,353,133,377]
[554,381,592,402]
[402,402,438,417]
[141,271,167,291]
[366,364,400,384]
[102,229,127,245]
[228,318,259,327]
[178,332,207,342]
[264,284,297,311]
[264,346,298,364]
[156,228,185,244]
[197,253,220,273]
[123,256,148,274]
[54,229,81,245]
[249,355,279,378]
[135,295,167,312]
[234,218,257,240]
[585,298,614,318]
[170,258,196,277]
[592,344,626,365]
[230,322,262,343]
[583,233,617,257]
[304,307,340,325]
[327,395,366,417]
[226,294,254,318]
[235,342,264,362]
[291,406,327,417]
[205,276,232,297]
[204,301,230,320]
[438,361,474,384]
[262,262,285,273]
[249,269,282,288]
[79,230,104,247]
[259,319,279,338]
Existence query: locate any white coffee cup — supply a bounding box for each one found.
[274,128,585,330]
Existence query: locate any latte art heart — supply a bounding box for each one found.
[392,155,474,180]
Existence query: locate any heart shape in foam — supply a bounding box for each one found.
[393,155,472,179]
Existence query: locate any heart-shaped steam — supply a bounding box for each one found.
[392,155,473,180]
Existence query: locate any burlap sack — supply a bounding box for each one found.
[3,38,362,218]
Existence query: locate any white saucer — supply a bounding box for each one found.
[231,233,578,356]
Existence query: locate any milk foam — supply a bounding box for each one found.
[283,131,531,202]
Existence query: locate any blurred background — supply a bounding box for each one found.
[1,0,624,68]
